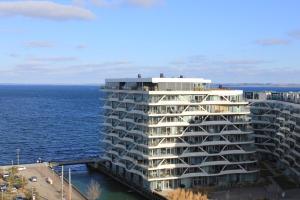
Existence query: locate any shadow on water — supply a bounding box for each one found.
[61,165,143,200]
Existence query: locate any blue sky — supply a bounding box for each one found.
[0,0,300,84]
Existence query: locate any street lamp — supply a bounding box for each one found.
[16,148,20,166]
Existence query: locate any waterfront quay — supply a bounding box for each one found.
[0,163,86,200]
[88,162,166,200]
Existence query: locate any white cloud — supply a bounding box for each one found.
[170,55,268,68]
[9,53,20,58]
[75,44,87,49]
[0,1,95,21]
[11,60,131,75]
[221,59,268,65]
[62,61,132,73]
[28,56,78,62]
[0,27,25,33]
[24,40,54,48]
[126,0,163,7]
[288,30,300,39]
[255,38,289,46]
[75,0,162,8]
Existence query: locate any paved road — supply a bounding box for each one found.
[2,163,86,200]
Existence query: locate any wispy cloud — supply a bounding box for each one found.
[75,44,87,49]
[8,53,20,58]
[126,0,163,7]
[170,54,207,66]
[0,27,25,33]
[255,38,290,46]
[74,0,163,8]
[28,56,78,62]
[61,61,132,73]
[170,55,268,68]
[11,60,131,75]
[221,59,268,65]
[24,40,54,48]
[288,30,300,39]
[3,57,299,84]
[0,1,95,21]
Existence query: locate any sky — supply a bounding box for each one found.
[0,0,300,84]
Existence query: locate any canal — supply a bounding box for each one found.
[63,165,143,200]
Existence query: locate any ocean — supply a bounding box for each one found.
[0,85,101,165]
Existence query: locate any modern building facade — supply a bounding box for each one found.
[246,91,300,182]
[100,76,258,191]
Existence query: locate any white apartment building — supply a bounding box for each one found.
[100,75,258,191]
[246,91,300,182]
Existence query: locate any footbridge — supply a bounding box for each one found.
[49,156,101,166]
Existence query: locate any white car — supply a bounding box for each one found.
[46,177,53,184]
[30,176,37,182]
[11,187,17,193]
[2,173,9,178]
[17,166,26,171]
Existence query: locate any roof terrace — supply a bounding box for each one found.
[104,74,212,91]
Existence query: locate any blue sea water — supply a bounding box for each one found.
[0,85,102,165]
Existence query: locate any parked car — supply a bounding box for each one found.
[30,176,38,182]
[0,183,8,192]
[46,177,53,184]
[11,187,17,193]
[2,173,9,178]
[15,196,25,200]
[14,184,22,189]
[17,166,26,171]
[36,157,43,163]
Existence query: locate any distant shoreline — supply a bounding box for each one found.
[216,84,300,88]
[0,83,102,86]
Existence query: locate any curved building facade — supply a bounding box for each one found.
[247,92,300,182]
[101,77,258,191]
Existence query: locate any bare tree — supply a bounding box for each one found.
[87,180,101,200]
[168,188,208,200]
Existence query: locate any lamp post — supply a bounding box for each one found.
[16,148,20,166]
[11,160,13,174]
[69,168,72,200]
[61,165,64,200]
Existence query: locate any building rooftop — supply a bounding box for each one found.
[105,77,212,84]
